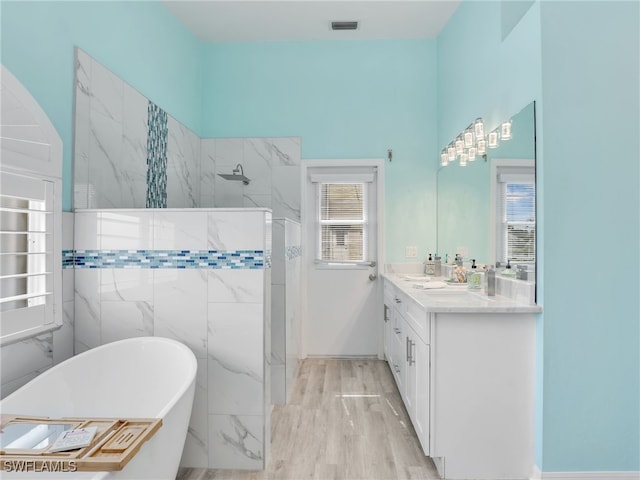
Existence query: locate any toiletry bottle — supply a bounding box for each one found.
[424,253,435,275]
[502,259,516,278]
[453,254,466,283]
[434,255,442,277]
[467,259,482,289]
[516,265,528,280]
[485,266,496,296]
[444,253,449,265]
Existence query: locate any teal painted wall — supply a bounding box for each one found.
[539,1,639,471]
[0,1,202,211]
[439,0,640,472]
[202,39,439,263]
[437,0,546,467]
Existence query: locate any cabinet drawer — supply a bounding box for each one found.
[401,295,430,344]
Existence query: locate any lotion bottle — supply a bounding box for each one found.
[424,253,435,275]
[467,259,482,289]
[502,259,516,278]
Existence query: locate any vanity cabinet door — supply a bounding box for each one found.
[391,308,405,392]
[383,281,395,365]
[411,334,430,454]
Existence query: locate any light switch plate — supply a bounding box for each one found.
[405,246,417,258]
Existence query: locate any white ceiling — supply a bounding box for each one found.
[160,1,461,43]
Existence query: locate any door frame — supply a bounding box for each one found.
[300,158,386,359]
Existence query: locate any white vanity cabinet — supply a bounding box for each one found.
[383,280,431,454]
[400,309,430,453]
[382,275,539,480]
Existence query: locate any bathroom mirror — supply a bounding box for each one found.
[436,102,536,281]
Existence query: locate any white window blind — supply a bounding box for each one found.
[0,172,55,340]
[317,182,368,263]
[497,172,536,264]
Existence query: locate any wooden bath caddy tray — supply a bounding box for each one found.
[0,414,162,472]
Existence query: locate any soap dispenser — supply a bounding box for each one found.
[502,259,516,278]
[453,254,467,283]
[424,253,435,275]
[467,259,482,289]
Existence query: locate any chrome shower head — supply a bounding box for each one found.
[218,164,250,185]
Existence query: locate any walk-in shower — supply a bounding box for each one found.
[218,164,250,185]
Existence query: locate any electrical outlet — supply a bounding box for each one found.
[405,246,417,258]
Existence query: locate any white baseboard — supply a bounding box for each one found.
[531,467,640,480]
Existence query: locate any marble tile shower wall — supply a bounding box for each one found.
[271,219,302,405]
[0,213,75,399]
[74,48,301,216]
[201,137,301,220]
[73,208,271,470]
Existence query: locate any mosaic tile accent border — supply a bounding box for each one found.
[63,250,75,269]
[285,245,302,261]
[146,101,168,208]
[66,250,264,269]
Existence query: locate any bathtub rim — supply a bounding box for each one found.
[1,336,197,420]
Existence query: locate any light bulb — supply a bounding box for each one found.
[455,135,464,155]
[488,130,499,148]
[468,147,477,161]
[440,151,448,166]
[474,118,485,139]
[447,144,456,161]
[477,139,487,155]
[464,128,474,148]
[500,120,512,140]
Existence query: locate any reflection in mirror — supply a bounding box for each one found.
[436,102,536,284]
[0,422,74,450]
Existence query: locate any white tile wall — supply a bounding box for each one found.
[208,414,264,470]
[72,209,270,469]
[100,211,153,250]
[208,302,264,415]
[166,116,201,208]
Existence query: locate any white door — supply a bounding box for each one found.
[303,161,383,357]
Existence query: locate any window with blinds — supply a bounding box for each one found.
[497,173,536,264]
[318,183,368,263]
[0,172,55,340]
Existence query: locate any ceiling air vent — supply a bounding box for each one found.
[331,21,359,31]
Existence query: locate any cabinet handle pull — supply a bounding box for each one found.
[409,340,416,366]
[406,336,410,362]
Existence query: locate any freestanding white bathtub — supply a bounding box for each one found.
[0,336,197,480]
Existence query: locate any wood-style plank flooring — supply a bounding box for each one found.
[177,358,440,480]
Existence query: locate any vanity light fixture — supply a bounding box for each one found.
[477,139,487,155]
[439,115,513,167]
[455,135,464,155]
[447,143,456,161]
[500,120,512,140]
[440,150,449,166]
[488,130,499,148]
[474,117,485,138]
[464,127,474,148]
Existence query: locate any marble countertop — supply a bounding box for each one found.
[383,273,542,314]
